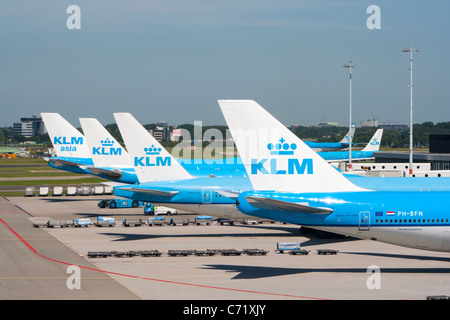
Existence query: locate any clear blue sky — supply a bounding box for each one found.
[1,1,449,128]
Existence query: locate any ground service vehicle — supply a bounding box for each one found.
[98,199,144,209]
[144,203,177,215]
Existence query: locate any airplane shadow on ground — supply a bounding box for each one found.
[97,222,358,244]
[200,263,450,280]
[99,225,358,244]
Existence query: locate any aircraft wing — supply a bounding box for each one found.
[215,190,241,199]
[49,158,84,168]
[87,167,123,180]
[121,188,179,197]
[245,196,333,214]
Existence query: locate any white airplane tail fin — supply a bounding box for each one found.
[40,113,91,158]
[113,113,193,183]
[362,129,383,152]
[218,100,366,193]
[79,118,131,168]
[339,124,356,144]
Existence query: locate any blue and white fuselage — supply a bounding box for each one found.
[218,99,450,253]
[235,190,450,252]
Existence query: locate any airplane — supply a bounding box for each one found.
[218,99,450,253]
[112,111,450,227]
[41,112,245,183]
[112,112,254,220]
[304,125,355,152]
[318,128,383,162]
[43,112,450,195]
[42,111,380,185]
[47,111,377,175]
[304,126,355,151]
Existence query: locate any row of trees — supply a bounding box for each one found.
[290,121,450,148]
[1,121,450,149]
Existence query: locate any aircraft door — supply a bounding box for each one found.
[359,211,370,231]
[202,189,212,204]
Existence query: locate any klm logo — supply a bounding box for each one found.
[134,145,171,167]
[370,138,380,146]
[251,138,313,175]
[92,138,122,156]
[53,136,83,145]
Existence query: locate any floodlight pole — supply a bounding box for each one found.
[343,61,355,170]
[402,47,419,176]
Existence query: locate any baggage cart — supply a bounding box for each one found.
[168,217,189,226]
[194,250,216,256]
[93,186,104,195]
[113,251,138,258]
[243,248,268,256]
[168,250,194,257]
[317,249,339,255]
[25,187,35,197]
[276,242,301,254]
[66,186,78,196]
[73,218,91,227]
[104,185,113,194]
[148,216,165,226]
[140,250,162,257]
[53,186,63,196]
[290,249,310,255]
[195,216,213,225]
[122,218,143,227]
[87,251,112,258]
[220,249,242,256]
[39,187,49,196]
[95,216,115,227]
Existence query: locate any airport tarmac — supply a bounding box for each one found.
[1,195,449,300]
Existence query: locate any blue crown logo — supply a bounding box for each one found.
[267,138,297,155]
[101,138,114,147]
[144,145,162,155]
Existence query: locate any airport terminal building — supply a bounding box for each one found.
[13,116,45,138]
[374,134,450,171]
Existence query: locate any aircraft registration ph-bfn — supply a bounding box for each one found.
[219,100,450,253]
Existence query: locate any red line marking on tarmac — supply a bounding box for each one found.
[0,217,328,300]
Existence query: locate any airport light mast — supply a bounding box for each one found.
[343,61,355,170]
[402,47,419,176]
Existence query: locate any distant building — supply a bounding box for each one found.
[317,122,340,127]
[375,134,450,171]
[378,124,408,131]
[13,116,45,138]
[429,134,450,154]
[170,128,183,142]
[149,121,170,141]
[361,118,378,127]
